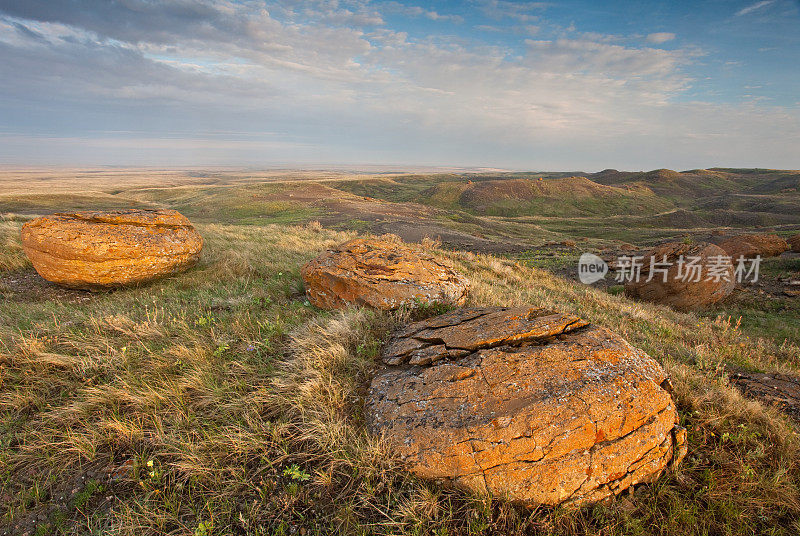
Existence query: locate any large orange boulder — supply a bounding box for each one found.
[788,234,800,253]
[300,238,469,310]
[367,307,686,507]
[717,233,789,259]
[21,209,203,289]
[624,242,734,311]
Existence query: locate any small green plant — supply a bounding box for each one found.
[194,313,216,326]
[355,337,380,359]
[282,463,310,482]
[253,295,272,307]
[411,298,454,319]
[607,285,625,296]
[73,479,103,510]
[195,520,212,536]
[145,459,162,484]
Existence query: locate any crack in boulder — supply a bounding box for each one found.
[366,306,685,506]
[383,306,589,366]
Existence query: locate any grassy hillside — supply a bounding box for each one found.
[333,175,673,217]
[589,169,800,221]
[589,169,745,199]
[457,176,672,217]
[329,169,800,246]
[711,169,800,195]
[2,215,800,535]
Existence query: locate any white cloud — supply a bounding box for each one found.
[0,0,797,169]
[646,32,676,44]
[380,2,463,23]
[477,0,549,22]
[736,0,775,16]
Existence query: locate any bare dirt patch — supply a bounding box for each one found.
[0,269,96,304]
[0,459,133,536]
[730,371,800,422]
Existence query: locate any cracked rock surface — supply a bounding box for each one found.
[366,306,686,506]
[21,210,203,289]
[301,238,469,310]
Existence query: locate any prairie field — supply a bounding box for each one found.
[1,167,800,535]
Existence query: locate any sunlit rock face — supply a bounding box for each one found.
[300,237,469,310]
[21,209,203,289]
[367,306,686,506]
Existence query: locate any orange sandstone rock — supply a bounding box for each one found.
[367,307,686,506]
[624,242,734,311]
[300,238,469,310]
[717,233,789,259]
[788,234,800,253]
[21,209,203,289]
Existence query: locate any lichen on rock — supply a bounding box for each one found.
[366,306,686,506]
[300,237,469,310]
[21,209,203,289]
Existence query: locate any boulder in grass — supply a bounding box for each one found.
[21,209,203,289]
[300,238,469,310]
[623,242,734,311]
[717,233,789,259]
[367,306,687,506]
[788,234,800,253]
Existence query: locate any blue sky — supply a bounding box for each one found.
[0,0,798,170]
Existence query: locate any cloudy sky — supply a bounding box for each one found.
[0,0,798,170]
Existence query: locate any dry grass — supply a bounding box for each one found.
[0,220,27,271]
[1,221,799,535]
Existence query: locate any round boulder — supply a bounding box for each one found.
[788,234,800,253]
[717,233,789,259]
[623,242,734,311]
[300,238,469,310]
[21,209,203,289]
[367,306,686,506]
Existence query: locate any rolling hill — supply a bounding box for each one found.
[333,175,674,217]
